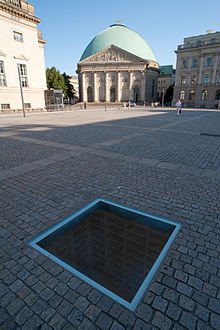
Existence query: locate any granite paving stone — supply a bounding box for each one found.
[78,317,97,330]
[96,312,114,329]
[117,309,136,328]
[84,304,101,322]
[165,302,181,321]
[110,321,126,330]
[67,307,84,327]
[74,296,90,312]
[152,311,172,329]
[0,109,219,329]
[56,299,73,318]
[108,303,124,318]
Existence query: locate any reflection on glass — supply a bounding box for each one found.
[38,203,174,302]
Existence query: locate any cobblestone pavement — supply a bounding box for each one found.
[0,108,220,329]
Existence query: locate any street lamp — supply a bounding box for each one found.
[17,64,25,118]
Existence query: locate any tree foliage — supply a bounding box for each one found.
[46,67,66,91]
[46,67,76,99]
[62,72,75,99]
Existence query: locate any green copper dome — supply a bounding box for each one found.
[80,23,157,62]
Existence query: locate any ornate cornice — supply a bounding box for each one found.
[0,2,40,24]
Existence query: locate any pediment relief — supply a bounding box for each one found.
[82,46,147,64]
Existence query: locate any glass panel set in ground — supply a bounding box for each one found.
[36,201,175,303]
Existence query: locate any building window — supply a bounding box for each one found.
[215,90,220,100]
[216,73,220,85]
[18,64,28,87]
[192,58,198,68]
[0,61,6,86]
[203,74,210,85]
[180,76,186,85]
[191,75,196,85]
[13,31,23,42]
[201,90,208,101]
[182,59,188,69]
[189,90,195,100]
[206,57,212,67]
[179,91,185,100]
[1,104,10,110]
[24,103,31,108]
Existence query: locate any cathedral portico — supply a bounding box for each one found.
[77,24,159,105]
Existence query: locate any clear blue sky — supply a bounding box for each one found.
[32,0,220,76]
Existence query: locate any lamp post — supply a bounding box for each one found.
[17,64,25,118]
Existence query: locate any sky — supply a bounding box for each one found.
[32,0,220,76]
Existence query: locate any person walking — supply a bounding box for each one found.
[176,99,182,115]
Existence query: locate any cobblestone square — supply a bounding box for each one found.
[0,107,219,329]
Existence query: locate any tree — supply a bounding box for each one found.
[62,72,75,99]
[46,67,66,94]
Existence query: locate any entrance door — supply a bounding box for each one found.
[133,86,139,103]
[87,86,93,102]
[110,87,116,102]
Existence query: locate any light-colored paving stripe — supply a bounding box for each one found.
[0,110,219,181]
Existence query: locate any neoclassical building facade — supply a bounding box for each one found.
[174,30,220,109]
[77,23,159,105]
[0,0,46,111]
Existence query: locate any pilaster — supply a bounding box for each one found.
[198,56,204,85]
[211,55,218,84]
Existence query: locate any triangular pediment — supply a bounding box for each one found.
[0,50,6,57]
[79,45,148,64]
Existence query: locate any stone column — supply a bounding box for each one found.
[94,72,97,102]
[198,56,204,85]
[141,71,146,100]
[211,54,218,84]
[117,72,121,102]
[82,73,87,102]
[129,71,133,100]
[105,72,109,102]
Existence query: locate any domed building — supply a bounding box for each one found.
[77,23,159,104]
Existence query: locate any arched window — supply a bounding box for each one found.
[87,86,93,102]
[201,89,208,101]
[189,90,195,100]
[110,87,116,102]
[179,90,185,100]
[215,90,220,100]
